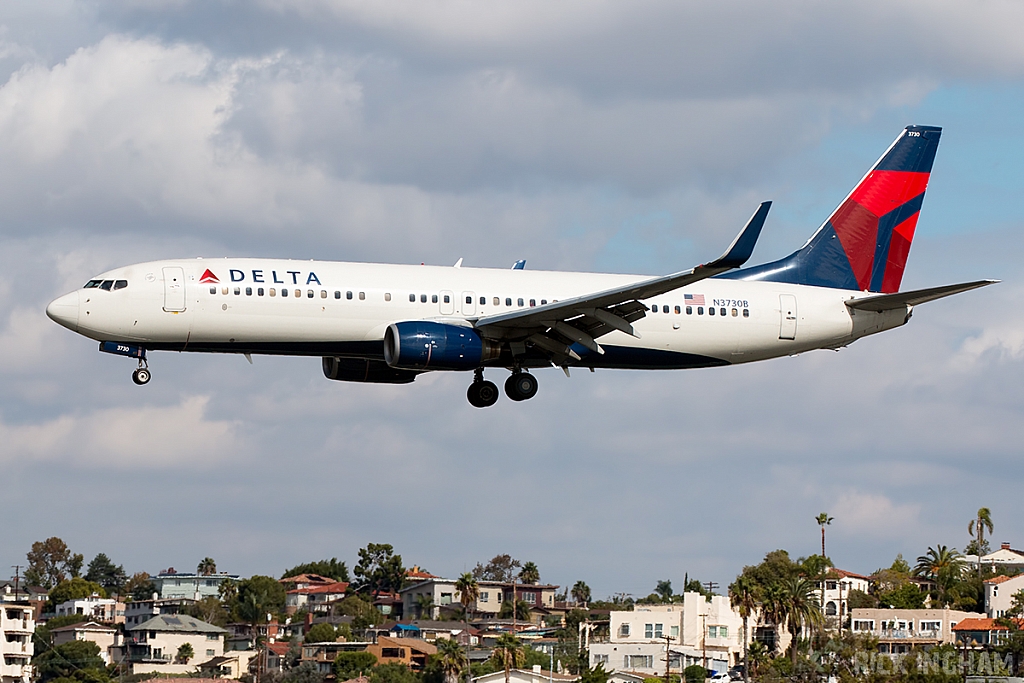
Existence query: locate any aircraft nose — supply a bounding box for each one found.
[46,291,80,331]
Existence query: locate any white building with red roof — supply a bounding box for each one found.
[983,573,1024,618]
[816,568,870,623]
[285,582,349,614]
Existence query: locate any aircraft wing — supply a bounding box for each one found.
[845,280,997,312]
[473,202,771,362]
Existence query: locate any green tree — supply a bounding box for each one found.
[305,623,339,643]
[815,513,833,558]
[197,557,217,575]
[234,575,287,619]
[682,665,706,683]
[877,582,926,609]
[125,572,156,601]
[353,543,406,597]
[415,594,436,619]
[369,663,419,683]
[176,642,194,663]
[83,554,127,595]
[490,634,523,683]
[283,559,350,582]
[915,545,965,605]
[728,575,758,683]
[1008,589,1024,617]
[518,562,540,585]
[455,573,479,620]
[968,507,995,575]
[654,580,673,602]
[25,537,84,589]
[47,578,107,612]
[571,581,591,608]
[846,588,877,610]
[498,599,531,622]
[334,651,378,680]
[781,576,823,665]
[334,595,384,634]
[472,555,520,582]
[578,663,610,683]
[436,637,467,683]
[284,661,327,683]
[34,640,108,683]
[187,596,229,627]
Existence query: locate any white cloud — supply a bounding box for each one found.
[832,492,922,541]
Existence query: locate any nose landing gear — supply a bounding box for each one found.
[467,368,499,408]
[504,370,538,401]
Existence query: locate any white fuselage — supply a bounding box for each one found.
[47,257,910,370]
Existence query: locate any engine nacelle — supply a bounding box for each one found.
[384,321,500,371]
[322,357,419,384]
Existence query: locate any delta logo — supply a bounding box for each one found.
[199,269,219,284]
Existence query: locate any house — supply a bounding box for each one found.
[984,574,1024,618]
[589,594,744,676]
[850,608,983,654]
[121,614,227,675]
[152,571,240,600]
[197,650,257,678]
[472,666,579,683]
[953,618,1024,648]
[301,641,372,675]
[286,582,349,614]
[400,578,559,623]
[366,635,436,671]
[280,574,334,590]
[371,620,474,645]
[815,569,871,623]
[0,601,34,683]
[54,595,125,624]
[0,584,47,622]
[50,621,118,664]
[965,543,1024,574]
[124,597,197,627]
[266,641,293,672]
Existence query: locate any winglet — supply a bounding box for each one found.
[705,201,771,269]
[511,259,526,270]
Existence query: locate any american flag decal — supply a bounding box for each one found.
[684,293,705,305]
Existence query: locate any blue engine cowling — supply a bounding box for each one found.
[384,321,500,371]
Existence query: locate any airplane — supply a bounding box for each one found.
[46,125,995,407]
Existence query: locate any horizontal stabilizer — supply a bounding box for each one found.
[845,280,997,312]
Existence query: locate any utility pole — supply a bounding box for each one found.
[701,612,708,672]
[661,634,674,683]
[11,566,22,598]
[703,581,719,596]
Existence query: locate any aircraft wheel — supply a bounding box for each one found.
[132,368,151,385]
[468,380,499,408]
[505,371,538,401]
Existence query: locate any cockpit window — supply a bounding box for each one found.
[99,280,114,291]
[84,280,103,288]
[113,280,128,290]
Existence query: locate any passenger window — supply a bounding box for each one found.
[506,298,512,306]
[234,287,240,295]
[114,280,128,290]
[347,291,353,300]
[419,294,426,303]
[282,288,288,297]
[675,306,681,314]
[479,297,485,305]
[493,297,499,306]
[709,307,715,316]
[541,299,547,305]
[100,280,113,290]
[294,289,301,298]
[409,293,416,302]
[209,286,217,294]
[686,306,692,315]
[743,308,749,317]
[321,290,327,299]
[663,305,669,313]
[518,298,524,306]
[385,293,391,301]
[307,290,313,298]
[529,299,536,307]
[269,288,276,297]
[720,307,726,316]
[335,291,341,299]
[697,307,703,315]
[731,308,737,316]
[651,305,657,313]
[359,292,365,300]
[432,294,438,304]
[246,287,253,296]
[466,296,472,304]
[258,288,264,296]
[221,287,228,295]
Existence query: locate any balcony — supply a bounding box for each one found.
[878,629,941,641]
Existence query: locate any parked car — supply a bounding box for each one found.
[710,673,731,683]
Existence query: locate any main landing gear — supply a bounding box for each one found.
[132,360,151,385]
[467,368,539,407]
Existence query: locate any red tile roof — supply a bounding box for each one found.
[952,618,1024,631]
[984,575,1017,585]
[830,568,871,581]
[287,582,349,595]
[280,574,334,585]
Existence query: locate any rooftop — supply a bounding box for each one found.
[129,614,227,634]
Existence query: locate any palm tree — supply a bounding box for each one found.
[728,575,759,683]
[436,637,467,683]
[518,562,540,585]
[968,508,995,576]
[415,593,436,619]
[571,581,591,609]
[197,557,217,576]
[815,513,833,558]
[499,599,531,622]
[455,573,479,619]
[491,633,523,683]
[915,545,965,605]
[782,577,823,665]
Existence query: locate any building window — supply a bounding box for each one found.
[645,623,653,638]
[593,654,609,665]
[618,624,630,638]
[670,626,679,638]
[440,593,453,605]
[920,621,941,632]
[718,626,728,638]
[207,649,215,656]
[852,620,874,631]
[479,592,489,602]
[523,593,536,603]
[624,655,653,669]
[708,626,717,638]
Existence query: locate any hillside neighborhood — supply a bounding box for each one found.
[4,516,1024,683]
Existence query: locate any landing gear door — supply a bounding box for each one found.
[779,294,797,340]
[461,291,476,316]
[162,267,186,312]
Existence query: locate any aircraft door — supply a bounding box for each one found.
[162,266,186,312]
[779,294,797,340]
[439,290,455,315]
[461,291,476,316]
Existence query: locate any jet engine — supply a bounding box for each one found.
[384,321,500,371]
[322,357,419,384]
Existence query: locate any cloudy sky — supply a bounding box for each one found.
[2,0,1024,599]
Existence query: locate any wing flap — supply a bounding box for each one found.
[845,279,997,312]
